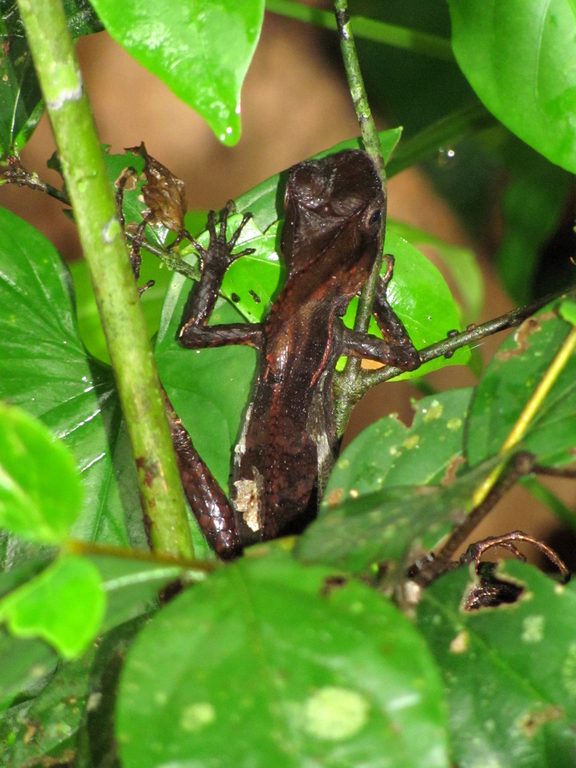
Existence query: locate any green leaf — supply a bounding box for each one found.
[0,12,43,157]
[157,295,256,492]
[466,301,576,467]
[0,644,96,764]
[190,214,280,324]
[0,207,144,548]
[0,403,83,543]
[297,457,499,579]
[0,630,56,712]
[117,556,449,768]
[389,221,484,322]
[559,298,576,326]
[0,555,105,659]
[323,389,472,503]
[418,563,576,767]
[448,0,576,172]
[70,253,173,363]
[376,227,469,373]
[62,0,104,38]
[89,0,265,146]
[0,617,141,766]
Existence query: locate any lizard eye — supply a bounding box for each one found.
[366,208,382,229]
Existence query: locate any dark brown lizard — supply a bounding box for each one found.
[170,150,420,558]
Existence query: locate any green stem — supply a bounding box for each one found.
[266,0,454,62]
[333,0,384,433]
[65,539,214,574]
[17,0,194,559]
[334,0,383,174]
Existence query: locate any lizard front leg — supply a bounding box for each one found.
[342,255,420,370]
[171,204,263,557]
[179,201,255,331]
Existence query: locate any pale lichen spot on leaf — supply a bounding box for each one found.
[30,664,50,680]
[403,434,420,450]
[180,702,216,732]
[422,400,443,422]
[447,417,462,431]
[561,643,576,698]
[449,630,469,653]
[521,615,544,643]
[468,757,504,768]
[303,686,369,741]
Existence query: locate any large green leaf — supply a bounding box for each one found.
[0,207,144,547]
[0,629,56,712]
[0,618,141,767]
[0,555,105,659]
[323,388,472,503]
[0,403,83,543]
[466,300,576,467]
[89,0,265,146]
[296,457,498,579]
[373,227,468,373]
[418,563,576,766]
[0,646,96,765]
[390,221,484,322]
[117,556,449,768]
[448,0,576,172]
[90,553,204,634]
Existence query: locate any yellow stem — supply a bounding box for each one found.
[472,324,576,507]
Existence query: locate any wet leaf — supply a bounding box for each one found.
[297,458,498,579]
[117,556,449,768]
[418,562,576,767]
[448,0,576,171]
[89,0,265,145]
[0,207,145,548]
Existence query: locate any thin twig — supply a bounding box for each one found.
[362,288,576,392]
[333,0,387,430]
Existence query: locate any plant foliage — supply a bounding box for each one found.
[0,1,575,766]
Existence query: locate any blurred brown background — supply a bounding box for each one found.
[2,12,574,562]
